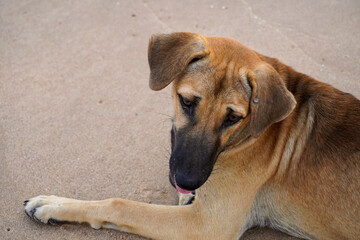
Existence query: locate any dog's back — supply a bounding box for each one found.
[251,55,360,239]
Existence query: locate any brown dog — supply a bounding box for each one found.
[24,32,360,240]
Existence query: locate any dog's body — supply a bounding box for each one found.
[25,33,360,240]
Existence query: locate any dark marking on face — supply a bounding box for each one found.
[214,77,226,97]
[169,124,222,191]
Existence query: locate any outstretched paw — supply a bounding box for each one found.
[24,195,70,225]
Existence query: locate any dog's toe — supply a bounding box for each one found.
[32,212,42,223]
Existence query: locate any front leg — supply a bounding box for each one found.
[24,195,220,240]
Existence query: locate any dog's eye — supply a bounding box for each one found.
[188,56,203,65]
[178,94,196,115]
[223,112,243,128]
[182,98,192,107]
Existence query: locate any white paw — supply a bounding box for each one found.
[24,195,69,225]
[178,191,195,205]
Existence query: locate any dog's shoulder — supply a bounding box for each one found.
[262,54,360,168]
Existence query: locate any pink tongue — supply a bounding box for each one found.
[176,184,192,194]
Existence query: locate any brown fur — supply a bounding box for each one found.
[25,33,360,240]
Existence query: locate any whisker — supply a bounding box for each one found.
[161,146,171,157]
[155,111,173,119]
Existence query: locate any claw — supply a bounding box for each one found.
[28,208,40,222]
[32,213,41,223]
[25,209,31,218]
[30,208,36,215]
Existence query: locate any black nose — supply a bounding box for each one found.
[175,172,202,191]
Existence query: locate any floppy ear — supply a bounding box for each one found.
[248,64,296,138]
[148,32,209,91]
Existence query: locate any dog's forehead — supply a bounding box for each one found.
[206,37,261,67]
[174,37,260,110]
[207,37,256,99]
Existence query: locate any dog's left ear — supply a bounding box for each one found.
[248,64,297,138]
[148,32,209,91]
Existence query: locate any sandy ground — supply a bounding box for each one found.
[1,0,359,239]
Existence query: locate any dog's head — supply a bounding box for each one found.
[148,32,296,193]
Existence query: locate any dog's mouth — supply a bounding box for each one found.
[175,184,193,194]
[168,166,214,194]
[169,174,196,194]
[169,173,198,193]
[169,173,195,194]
